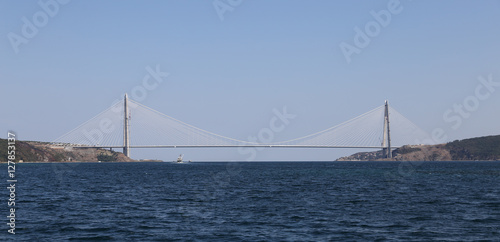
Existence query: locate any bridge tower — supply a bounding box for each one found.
[123,93,131,157]
[382,100,392,158]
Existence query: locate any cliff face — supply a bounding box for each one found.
[0,139,135,162]
[336,135,500,161]
[390,144,452,161]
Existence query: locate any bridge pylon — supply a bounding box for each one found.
[382,100,392,158]
[123,93,131,157]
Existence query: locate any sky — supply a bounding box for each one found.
[1,0,500,161]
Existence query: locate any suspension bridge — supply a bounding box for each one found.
[53,94,432,158]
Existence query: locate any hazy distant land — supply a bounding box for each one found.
[337,135,500,161]
[1,135,499,162]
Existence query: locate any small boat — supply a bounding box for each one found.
[176,154,184,163]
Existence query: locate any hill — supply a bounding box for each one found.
[336,135,500,161]
[445,135,500,160]
[0,139,135,162]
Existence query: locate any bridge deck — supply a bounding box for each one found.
[64,145,398,149]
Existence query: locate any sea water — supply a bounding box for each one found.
[1,161,499,241]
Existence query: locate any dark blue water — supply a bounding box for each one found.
[2,161,500,241]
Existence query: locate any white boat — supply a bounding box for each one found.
[176,154,184,163]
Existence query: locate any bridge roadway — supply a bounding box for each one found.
[65,145,400,149]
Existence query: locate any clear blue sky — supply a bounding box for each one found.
[1,0,500,161]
